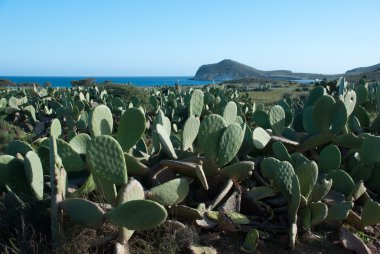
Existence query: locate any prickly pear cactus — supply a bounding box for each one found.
[87,135,128,185]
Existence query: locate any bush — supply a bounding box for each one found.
[0,120,28,154]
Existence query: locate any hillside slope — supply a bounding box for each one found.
[193,59,338,81]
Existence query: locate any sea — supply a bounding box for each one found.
[0,76,216,88]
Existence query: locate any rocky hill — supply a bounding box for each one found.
[192,59,338,81]
[192,59,380,82]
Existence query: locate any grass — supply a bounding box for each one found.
[247,85,310,106]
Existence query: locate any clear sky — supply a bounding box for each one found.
[0,0,379,76]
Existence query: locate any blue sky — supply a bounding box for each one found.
[0,0,379,76]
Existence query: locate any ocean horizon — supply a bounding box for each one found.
[0,76,217,88]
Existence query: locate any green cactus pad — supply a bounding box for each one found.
[330,100,348,134]
[146,178,189,206]
[351,105,370,128]
[327,169,355,196]
[182,116,200,150]
[252,127,271,149]
[291,152,309,168]
[195,164,209,190]
[168,205,203,220]
[50,119,62,139]
[302,106,318,135]
[318,144,341,174]
[272,141,292,164]
[57,139,85,173]
[310,179,333,202]
[220,161,254,181]
[207,211,250,224]
[93,173,117,206]
[319,97,344,133]
[217,123,244,166]
[77,111,88,131]
[301,207,312,230]
[76,174,96,195]
[305,86,326,107]
[156,124,178,159]
[355,85,368,105]
[24,151,44,200]
[310,202,328,226]
[269,105,285,136]
[240,228,259,253]
[347,181,366,201]
[69,133,91,155]
[106,199,167,230]
[0,155,25,189]
[117,182,142,242]
[117,108,146,151]
[87,135,127,185]
[359,135,380,166]
[260,157,280,180]
[117,178,145,206]
[124,153,150,176]
[8,96,18,108]
[343,90,357,116]
[295,161,318,199]
[6,140,34,157]
[333,133,364,149]
[252,110,270,129]
[37,145,50,175]
[326,201,353,222]
[197,114,227,160]
[189,89,204,117]
[273,161,296,201]
[247,186,277,201]
[361,200,380,227]
[88,105,113,137]
[60,198,105,229]
[222,101,237,125]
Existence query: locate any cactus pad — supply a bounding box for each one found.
[106,199,167,230]
[217,123,244,166]
[189,89,204,117]
[294,161,318,199]
[56,139,85,173]
[310,202,328,226]
[220,161,254,181]
[60,198,105,229]
[50,119,62,139]
[318,144,341,174]
[87,135,127,185]
[197,114,227,160]
[252,127,271,149]
[156,124,178,159]
[222,101,237,125]
[361,200,380,227]
[146,178,189,206]
[117,108,146,151]
[326,201,353,222]
[24,151,44,200]
[327,169,355,196]
[182,116,200,151]
[359,135,380,166]
[88,105,113,137]
[69,133,91,155]
[269,105,285,136]
[6,140,34,157]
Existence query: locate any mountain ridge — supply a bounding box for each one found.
[193,59,379,81]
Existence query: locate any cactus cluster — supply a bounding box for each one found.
[1,78,380,252]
